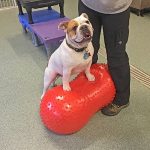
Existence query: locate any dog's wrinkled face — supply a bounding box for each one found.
[59,13,93,47]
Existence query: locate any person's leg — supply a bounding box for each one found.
[78,0,102,63]
[101,8,131,115]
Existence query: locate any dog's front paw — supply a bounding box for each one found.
[63,84,71,91]
[87,74,95,81]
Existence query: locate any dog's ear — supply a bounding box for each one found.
[81,13,89,19]
[58,21,69,31]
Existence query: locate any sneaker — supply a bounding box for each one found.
[101,103,129,116]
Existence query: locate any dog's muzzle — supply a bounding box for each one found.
[80,25,92,40]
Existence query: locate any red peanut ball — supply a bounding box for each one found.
[40,64,115,135]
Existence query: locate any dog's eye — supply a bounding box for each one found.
[85,20,90,24]
[73,25,78,31]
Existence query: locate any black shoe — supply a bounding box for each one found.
[101,103,129,116]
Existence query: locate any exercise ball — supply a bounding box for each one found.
[40,64,115,134]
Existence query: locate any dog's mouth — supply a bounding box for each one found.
[84,32,92,40]
[74,33,92,44]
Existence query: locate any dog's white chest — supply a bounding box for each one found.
[74,50,91,63]
[67,47,93,74]
[48,41,94,76]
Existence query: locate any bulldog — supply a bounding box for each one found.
[41,13,95,99]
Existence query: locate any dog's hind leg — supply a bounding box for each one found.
[51,75,60,87]
[41,67,57,99]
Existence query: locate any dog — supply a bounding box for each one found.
[41,13,95,99]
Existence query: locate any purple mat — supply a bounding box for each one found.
[31,17,69,43]
[30,17,69,57]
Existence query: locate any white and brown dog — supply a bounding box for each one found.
[41,13,95,99]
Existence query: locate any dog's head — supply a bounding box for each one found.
[58,13,93,48]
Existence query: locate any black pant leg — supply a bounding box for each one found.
[78,0,102,63]
[102,8,131,105]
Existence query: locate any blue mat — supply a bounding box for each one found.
[18,9,61,30]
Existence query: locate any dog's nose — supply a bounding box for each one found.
[80,25,91,38]
[81,25,90,34]
[80,25,88,31]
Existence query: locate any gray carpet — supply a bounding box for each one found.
[0,1,150,150]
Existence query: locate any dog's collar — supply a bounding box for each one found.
[66,40,87,52]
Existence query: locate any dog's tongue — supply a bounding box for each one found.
[84,32,91,39]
